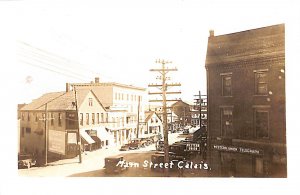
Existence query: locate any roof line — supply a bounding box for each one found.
[211,23,284,38]
[35,92,66,110]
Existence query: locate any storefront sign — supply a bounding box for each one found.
[49,130,65,155]
[213,144,263,155]
[185,143,201,151]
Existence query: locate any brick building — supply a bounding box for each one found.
[205,24,286,177]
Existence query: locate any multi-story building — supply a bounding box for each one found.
[19,88,113,163]
[70,77,147,146]
[205,24,286,177]
[144,111,163,136]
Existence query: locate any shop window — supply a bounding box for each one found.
[221,73,232,96]
[255,71,268,95]
[255,110,269,138]
[221,107,233,137]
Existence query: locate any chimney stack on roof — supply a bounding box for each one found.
[209,30,214,37]
[95,77,100,83]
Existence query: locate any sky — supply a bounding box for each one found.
[1,0,300,194]
[14,0,291,104]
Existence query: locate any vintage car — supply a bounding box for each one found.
[104,155,127,174]
[119,144,130,151]
[18,153,37,169]
[151,152,184,172]
[128,138,147,149]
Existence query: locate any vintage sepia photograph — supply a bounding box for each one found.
[1,0,300,194]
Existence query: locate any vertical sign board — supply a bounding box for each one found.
[68,132,77,144]
[49,129,65,155]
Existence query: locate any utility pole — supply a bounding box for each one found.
[44,103,48,166]
[136,96,141,138]
[74,86,82,163]
[148,59,181,176]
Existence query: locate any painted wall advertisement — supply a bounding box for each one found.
[49,129,65,155]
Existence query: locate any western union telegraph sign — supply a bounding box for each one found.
[213,144,263,155]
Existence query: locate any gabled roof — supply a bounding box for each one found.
[20,89,104,111]
[145,111,155,122]
[20,92,65,111]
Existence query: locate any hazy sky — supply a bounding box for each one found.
[14,0,292,104]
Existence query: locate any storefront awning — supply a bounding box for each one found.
[80,129,95,144]
[93,126,113,141]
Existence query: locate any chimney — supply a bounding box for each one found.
[66,83,70,92]
[95,77,100,83]
[209,30,214,37]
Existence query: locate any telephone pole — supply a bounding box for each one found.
[148,59,181,176]
[74,86,82,163]
[136,96,141,138]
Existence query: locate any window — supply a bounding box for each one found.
[255,110,269,138]
[255,71,268,95]
[88,98,93,106]
[80,113,83,126]
[26,127,31,134]
[92,113,95,125]
[42,113,46,120]
[27,112,30,121]
[221,107,233,137]
[35,113,38,122]
[58,113,62,126]
[221,74,232,96]
[21,127,25,137]
[101,113,104,123]
[106,113,109,123]
[127,94,129,100]
[86,113,89,125]
[115,93,118,100]
[97,113,100,124]
[67,113,76,128]
[21,113,24,121]
[50,113,54,126]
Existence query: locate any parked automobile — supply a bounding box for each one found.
[128,138,145,149]
[18,153,37,169]
[119,144,130,151]
[151,152,184,172]
[104,155,127,174]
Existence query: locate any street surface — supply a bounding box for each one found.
[18,133,210,177]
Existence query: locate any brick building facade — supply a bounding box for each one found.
[205,24,286,177]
